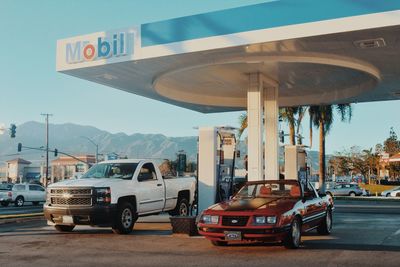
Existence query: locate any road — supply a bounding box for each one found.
[0,210,399,267]
[0,203,43,218]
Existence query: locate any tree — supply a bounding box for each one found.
[384,127,400,156]
[308,104,352,189]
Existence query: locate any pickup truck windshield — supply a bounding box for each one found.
[81,163,138,180]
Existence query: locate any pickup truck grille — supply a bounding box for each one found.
[50,187,93,207]
[221,216,249,226]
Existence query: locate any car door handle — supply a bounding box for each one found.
[157,183,162,187]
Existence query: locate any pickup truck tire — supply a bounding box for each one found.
[283,217,301,249]
[317,208,333,235]
[55,225,75,232]
[349,192,356,197]
[112,202,136,234]
[14,196,24,207]
[169,198,189,216]
[1,201,9,207]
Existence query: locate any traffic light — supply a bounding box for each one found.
[17,143,22,152]
[54,149,58,157]
[10,124,16,138]
[280,130,285,143]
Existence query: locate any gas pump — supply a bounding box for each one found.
[197,126,239,212]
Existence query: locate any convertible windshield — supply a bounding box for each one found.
[81,163,138,179]
[235,182,301,199]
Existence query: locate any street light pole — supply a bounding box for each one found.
[41,113,53,187]
[80,136,99,163]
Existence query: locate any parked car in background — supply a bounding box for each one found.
[381,186,400,197]
[0,183,14,207]
[389,188,400,197]
[325,183,364,197]
[11,183,46,207]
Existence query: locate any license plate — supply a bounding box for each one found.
[224,231,242,241]
[62,215,74,224]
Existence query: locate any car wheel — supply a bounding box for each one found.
[283,217,301,249]
[211,240,228,246]
[169,198,190,216]
[55,225,75,232]
[112,202,136,234]
[349,192,356,197]
[14,196,24,207]
[317,208,333,235]
[1,201,9,207]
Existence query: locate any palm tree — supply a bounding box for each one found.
[308,104,352,189]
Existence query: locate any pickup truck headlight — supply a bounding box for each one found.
[201,215,219,225]
[96,187,111,204]
[254,216,276,225]
[46,188,51,202]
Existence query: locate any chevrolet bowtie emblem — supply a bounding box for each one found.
[62,193,73,199]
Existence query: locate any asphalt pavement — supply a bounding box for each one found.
[0,209,399,267]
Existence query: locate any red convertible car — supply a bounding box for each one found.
[197,180,333,249]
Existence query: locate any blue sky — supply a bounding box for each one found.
[0,0,399,154]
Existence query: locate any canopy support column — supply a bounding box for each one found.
[247,73,264,181]
[264,86,279,180]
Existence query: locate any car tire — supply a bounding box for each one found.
[317,208,333,235]
[283,217,301,249]
[112,202,136,235]
[32,201,40,206]
[14,196,24,207]
[1,201,9,207]
[211,240,228,246]
[349,192,356,197]
[55,225,75,232]
[169,198,190,216]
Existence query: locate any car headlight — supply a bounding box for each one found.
[254,216,277,225]
[96,187,111,204]
[201,214,219,224]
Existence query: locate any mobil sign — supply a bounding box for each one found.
[66,32,127,64]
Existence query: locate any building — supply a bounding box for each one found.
[5,158,32,183]
[51,155,96,183]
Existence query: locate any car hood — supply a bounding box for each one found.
[48,178,125,188]
[208,197,297,212]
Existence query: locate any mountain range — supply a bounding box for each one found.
[0,121,324,171]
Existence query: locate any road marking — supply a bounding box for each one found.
[0,212,43,219]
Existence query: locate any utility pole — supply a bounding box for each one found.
[41,113,53,187]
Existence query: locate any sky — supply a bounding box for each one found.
[0,0,399,154]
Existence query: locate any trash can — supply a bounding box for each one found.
[170,216,198,236]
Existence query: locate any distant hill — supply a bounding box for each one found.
[0,121,327,170]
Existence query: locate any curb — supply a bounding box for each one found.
[0,214,44,225]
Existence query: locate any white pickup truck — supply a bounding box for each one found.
[44,159,196,234]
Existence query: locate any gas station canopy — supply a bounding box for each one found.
[57,1,400,113]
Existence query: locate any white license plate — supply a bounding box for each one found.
[62,215,74,224]
[224,231,242,241]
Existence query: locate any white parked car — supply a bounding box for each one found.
[11,184,47,207]
[381,186,400,197]
[44,159,196,234]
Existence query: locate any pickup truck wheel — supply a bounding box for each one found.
[317,208,333,235]
[349,192,356,197]
[211,240,228,246]
[112,202,136,234]
[1,201,9,207]
[14,196,24,207]
[283,217,301,249]
[170,198,190,216]
[55,225,75,232]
